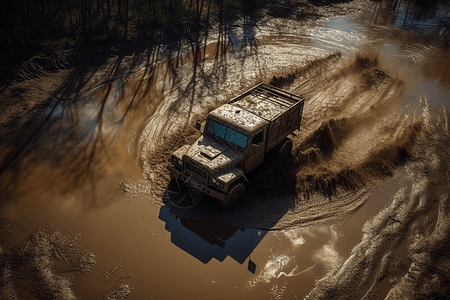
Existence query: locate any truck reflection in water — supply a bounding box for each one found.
[158,205,267,272]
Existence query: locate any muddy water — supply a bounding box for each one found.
[1,1,450,299]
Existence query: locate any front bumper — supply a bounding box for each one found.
[167,165,227,200]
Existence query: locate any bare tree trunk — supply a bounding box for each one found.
[88,0,93,41]
[206,0,212,23]
[69,0,74,33]
[189,0,194,14]
[198,0,206,22]
[151,0,156,25]
[124,0,128,38]
[0,1,10,40]
[107,0,111,23]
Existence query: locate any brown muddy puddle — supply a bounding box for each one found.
[1,1,450,299]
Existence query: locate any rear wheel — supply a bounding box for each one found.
[276,137,293,158]
[217,181,246,210]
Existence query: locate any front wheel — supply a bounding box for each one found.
[164,179,203,209]
[217,181,246,210]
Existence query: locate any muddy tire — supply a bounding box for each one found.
[164,179,203,209]
[276,137,293,158]
[217,182,246,210]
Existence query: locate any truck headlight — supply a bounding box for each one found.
[171,156,183,169]
[211,177,223,188]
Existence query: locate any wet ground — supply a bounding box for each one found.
[1,0,450,299]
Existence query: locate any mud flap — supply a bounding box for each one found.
[248,259,256,274]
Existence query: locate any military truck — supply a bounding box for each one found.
[167,83,305,210]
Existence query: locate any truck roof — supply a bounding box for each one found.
[208,104,268,135]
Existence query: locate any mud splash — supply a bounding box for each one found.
[291,114,416,201]
[306,105,450,299]
[131,49,423,232]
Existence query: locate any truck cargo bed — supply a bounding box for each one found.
[229,83,305,151]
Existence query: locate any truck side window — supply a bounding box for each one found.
[252,132,263,145]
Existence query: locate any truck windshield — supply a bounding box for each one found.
[206,120,248,149]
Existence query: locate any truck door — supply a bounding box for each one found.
[244,130,265,173]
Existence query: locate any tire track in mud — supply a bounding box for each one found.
[305,105,450,300]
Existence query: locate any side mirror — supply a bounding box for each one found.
[195,121,202,131]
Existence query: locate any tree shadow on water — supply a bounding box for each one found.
[157,12,263,140]
[0,38,163,209]
[0,7,266,211]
